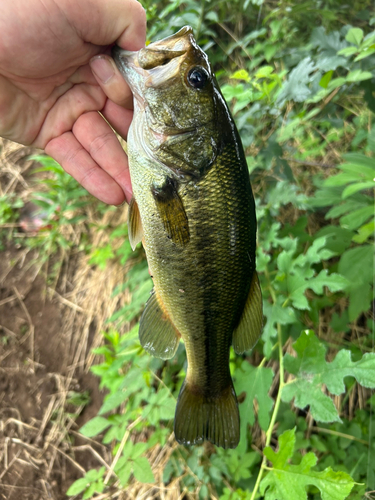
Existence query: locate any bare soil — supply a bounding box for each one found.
[0,245,105,500]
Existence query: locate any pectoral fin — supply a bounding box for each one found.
[128,197,143,250]
[232,271,263,354]
[139,289,181,359]
[152,177,190,247]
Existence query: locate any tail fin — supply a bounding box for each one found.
[174,381,240,449]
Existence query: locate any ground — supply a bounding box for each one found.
[0,246,105,500]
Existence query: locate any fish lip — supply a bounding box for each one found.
[112,26,198,89]
[113,46,186,90]
[112,46,139,75]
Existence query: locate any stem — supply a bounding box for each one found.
[195,1,205,40]
[311,426,369,446]
[250,323,285,500]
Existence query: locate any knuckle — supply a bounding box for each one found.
[79,165,98,187]
[88,131,114,157]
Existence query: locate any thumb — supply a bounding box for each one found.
[62,0,146,51]
[90,55,133,109]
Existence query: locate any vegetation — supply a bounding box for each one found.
[1,1,374,499]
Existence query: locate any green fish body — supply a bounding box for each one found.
[113,27,262,449]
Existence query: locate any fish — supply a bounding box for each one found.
[112,26,263,449]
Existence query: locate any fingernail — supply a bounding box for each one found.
[90,56,115,84]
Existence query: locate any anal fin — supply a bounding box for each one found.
[233,270,263,354]
[128,197,143,250]
[139,290,180,359]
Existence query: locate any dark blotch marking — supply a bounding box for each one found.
[151,177,190,247]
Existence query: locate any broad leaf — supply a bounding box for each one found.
[282,332,375,422]
[80,416,111,438]
[345,28,364,47]
[277,57,316,103]
[235,361,274,443]
[346,70,372,82]
[260,428,355,500]
[132,457,155,483]
[262,299,297,357]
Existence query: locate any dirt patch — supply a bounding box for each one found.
[0,246,105,500]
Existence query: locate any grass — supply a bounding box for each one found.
[0,138,196,500]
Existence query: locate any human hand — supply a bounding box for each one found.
[0,0,146,204]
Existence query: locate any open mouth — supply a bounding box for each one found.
[112,26,195,89]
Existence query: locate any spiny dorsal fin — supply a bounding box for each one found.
[139,289,181,360]
[152,177,190,247]
[128,197,143,250]
[232,270,263,354]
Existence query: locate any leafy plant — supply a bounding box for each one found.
[24,1,373,499]
[260,428,356,500]
[26,155,90,257]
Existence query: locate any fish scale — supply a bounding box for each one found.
[113,26,263,448]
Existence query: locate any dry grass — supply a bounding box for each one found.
[0,137,372,499]
[0,139,184,499]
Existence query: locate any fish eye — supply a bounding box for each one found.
[187,66,209,89]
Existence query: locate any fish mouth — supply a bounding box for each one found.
[112,26,199,89]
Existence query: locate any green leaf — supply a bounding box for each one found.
[319,70,333,89]
[262,300,296,356]
[82,482,98,500]
[132,457,155,483]
[345,28,364,47]
[343,152,375,171]
[260,428,355,500]
[85,467,105,482]
[338,245,373,288]
[342,181,375,198]
[354,47,375,61]
[256,65,275,78]
[282,331,375,422]
[99,389,130,414]
[346,70,373,82]
[324,172,363,187]
[275,238,347,310]
[277,57,316,103]
[325,199,368,219]
[337,46,358,57]
[307,270,350,295]
[352,219,375,243]
[314,226,354,254]
[348,282,372,322]
[321,349,375,394]
[230,69,251,82]
[340,205,373,230]
[67,478,91,496]
[116,461,132,486]
[80,416,111,438]
[339,245,373,321]
[235,361,274,440]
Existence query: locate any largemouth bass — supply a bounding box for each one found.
[113,27,262,449]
